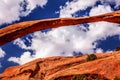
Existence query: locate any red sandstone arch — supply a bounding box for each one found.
[0,10,120,46]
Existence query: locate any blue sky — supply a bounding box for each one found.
[0,0,120,73]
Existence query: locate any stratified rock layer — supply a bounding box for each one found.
[0,10,120,45]
[1,51,120,80]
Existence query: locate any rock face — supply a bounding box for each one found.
[1,51,120,80]
[0,10,120,80]
[0,10,120,45]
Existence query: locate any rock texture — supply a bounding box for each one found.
[0,10,120,45]
[1,51,120,80]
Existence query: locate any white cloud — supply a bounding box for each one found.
[10,22,120,65]
[0,48,6,68]
[89,5,112,16]
[0,48,5,58]
[20,0,48,16]
[13,38,31,49]
[8,57,20,64]
[59,0,97,17]
[0,0,21,25]
[0,0,48,25]
[95,48,103,53]
[9,0,120,64]
[27,0,47,9]
[59,0,120,17]
[101,0,120,8]
[8,51,34,64]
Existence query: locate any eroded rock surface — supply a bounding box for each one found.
[1,51,120,80]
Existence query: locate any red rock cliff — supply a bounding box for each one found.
[0,51,120,80]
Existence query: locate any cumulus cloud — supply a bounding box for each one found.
[0,0,48,25]
[59,0,97,17]
[20,0,48,16]
[8,0,120,64]
[59,0,120,17]
[101,0,120,8]
[0,0,21,25]
[8,51,34,64]
[13,38,31,49]
[89,5,112,16]
[9,23,120,64]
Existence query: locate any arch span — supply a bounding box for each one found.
[0,10,120,46]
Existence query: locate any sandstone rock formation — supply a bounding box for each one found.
[0,10,120,46]
[0,51,120,80]
[0,10,120,80]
